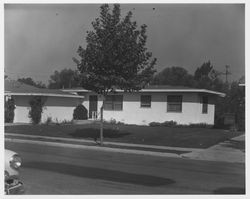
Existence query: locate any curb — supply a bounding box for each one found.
[5,138,181,158]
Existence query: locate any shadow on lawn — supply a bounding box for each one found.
[69,128,131,139]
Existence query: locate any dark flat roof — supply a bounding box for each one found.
[4,80,84,98]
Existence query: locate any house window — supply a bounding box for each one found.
[167,95,182,112]
[104,95,123,111]
[202,96,208,114]
[141,95,151,108]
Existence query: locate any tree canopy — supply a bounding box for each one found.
[74,4,157,95]
[18,77,46,88]
[152,66,196,87]
[48,68,81,89]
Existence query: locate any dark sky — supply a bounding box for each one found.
[4,4,245,84]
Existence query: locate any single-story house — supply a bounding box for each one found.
[4,80,84,123]
[63,85,225,125]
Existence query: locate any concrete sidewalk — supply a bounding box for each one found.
[5,133,245,163]
[181,134,245,163]
[5,133,202,152]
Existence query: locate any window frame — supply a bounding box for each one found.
[140,95,151,108]
[167,95,182,113]
[103,95,123,111]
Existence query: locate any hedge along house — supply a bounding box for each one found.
[5,80,84,123]
[63,85,225,126]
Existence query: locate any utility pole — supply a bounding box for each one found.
[225,65,231,83]
[220,65,231,84]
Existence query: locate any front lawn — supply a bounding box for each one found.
[5,123,243,149]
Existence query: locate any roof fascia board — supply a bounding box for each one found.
[4,92,84,99]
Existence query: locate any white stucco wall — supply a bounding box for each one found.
[82,92,216,125]
[13,96,32,123]
[41,97,82,123]
[13,95,82,123]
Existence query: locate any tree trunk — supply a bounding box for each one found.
[100,100,104,145]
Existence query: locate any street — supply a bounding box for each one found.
[5,141,245,194]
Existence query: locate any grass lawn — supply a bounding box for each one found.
[5,123,244,149]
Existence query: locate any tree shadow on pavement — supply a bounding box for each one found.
[24,161,175,187]
[213,187,245,194]
[69,128,131,140]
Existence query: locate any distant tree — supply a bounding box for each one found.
[48,68,81,89]
[74,4,156,144]
[194,61,213,80]
[193,61,227,92]
[193,61,214,89]
[18,77,46,88]
[152,66,196,87]
[238,75,245,84]
[214,80,245,130]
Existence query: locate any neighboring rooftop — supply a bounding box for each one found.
[4,79,84,98]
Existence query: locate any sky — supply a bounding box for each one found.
[4,3,245,84]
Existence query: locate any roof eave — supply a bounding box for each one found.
[62,88,226,97]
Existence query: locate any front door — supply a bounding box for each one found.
[89,95,98,119]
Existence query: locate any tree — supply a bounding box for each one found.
[5,97,15,123]
[74,4,156,144]
[152,66,196,87]
[29,96,45,124]
[18,77,46,88]
[48,68,82,89]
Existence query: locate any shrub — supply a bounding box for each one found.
[162,120,177,127]
[149,121,177,127]
[5,98,15,123]
[149,122,162,127]
[73,104,88,120]
[103,119,125,125]
[149,121,213,128]
[29,96,45,124]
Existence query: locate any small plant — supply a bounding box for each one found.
[188,123,213,128]
[61,119,73,125]
[5,98,15,123]
[29,96,45,124]
[73,104,88,120]
[55,118,60,125]
[45,117,52,125]
[109,118,117,124]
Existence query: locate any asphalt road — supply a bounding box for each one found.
[5,141,245,194]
